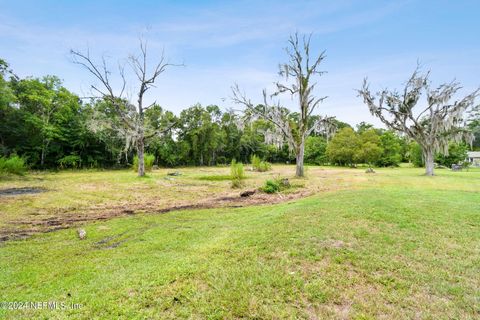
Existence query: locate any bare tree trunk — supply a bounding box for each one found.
[40,140,49,167]
[295,138,305,177]
[40,146,46,167]
[71,39,179,177]
[137,135,145,177]
[423,148,434,176]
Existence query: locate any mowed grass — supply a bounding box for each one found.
[0,166,479,319]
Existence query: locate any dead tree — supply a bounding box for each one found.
[358,68,478,176]
[232,33,335,177]
[71,40,179,176]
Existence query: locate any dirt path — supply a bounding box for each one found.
[0,189,312,242]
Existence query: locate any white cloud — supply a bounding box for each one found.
[1,0,478,129]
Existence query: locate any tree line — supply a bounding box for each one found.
[1,33,479,176]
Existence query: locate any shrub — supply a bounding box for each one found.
[408,142,423,167]
[261,177,291,193]
[0,155,27,175]
[250,154,272,172]
[230,159,245,188]
[435,143,468,167]
[58,155,81,169]
[257,161,272,172]
[262,179,281,193]
[251,154,261,169]
[132,153,155,172]
[231,178,243,189]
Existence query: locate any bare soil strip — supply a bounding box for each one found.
[0,187,47,197]
[0,190,311,243]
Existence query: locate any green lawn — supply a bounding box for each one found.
[1,166,479,319]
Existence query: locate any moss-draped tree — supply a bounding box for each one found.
[358,68,478,176]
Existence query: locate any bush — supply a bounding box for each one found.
[251,154,261,168]
[251,154,272,172]
[132,153,155,172]
[231,178,243,189]
[257,161,272,172]
[408,142,423,167]
[230,159,245,188]
[58,155,81,169]
[0,155,27,175]
[262,179,281,193]
[435,143,468,167]
[261,177,291,193]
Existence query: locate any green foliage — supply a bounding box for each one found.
[377,131,402,166]
[356,129,383,166]
[230,159,245,180]
[0,58,425,171]
[57,155,81,169]
[251,154,261,168]
[435,143,468,167]
[0,59,299,169]
[327,128,403,168]
[326,127,360,166]
[304,136,327,165]
[261,177,291,193]
[0,155,27,175]
[358,142,383,167]
[251,154,272,172]
[133,153,155,172]
[257,161,272,172]
[230,159,245,188]
[409,142,424,167]
[262,179,281,193]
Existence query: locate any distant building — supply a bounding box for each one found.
[467,151,480,167]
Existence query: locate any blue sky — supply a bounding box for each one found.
[1,0,479,126]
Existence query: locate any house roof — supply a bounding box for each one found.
[467,151,480,158]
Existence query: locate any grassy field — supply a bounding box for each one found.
[0,165,479,319]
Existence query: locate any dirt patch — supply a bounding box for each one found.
[0,187,47,197]
[0,189,312,243]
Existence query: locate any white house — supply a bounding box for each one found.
[467,151,480,167]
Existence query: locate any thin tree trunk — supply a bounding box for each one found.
[423,148,434,176]
[40,139,49,168]
[137,135,145,177]
[295,139,305,177]
[40,146,46,167]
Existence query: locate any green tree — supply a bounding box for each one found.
[12,76,83,167]
[326,127,360,166]
[435,143,468,167]
[304,136,327,165]
[178,104,223,166]
[469,105,480,150]
[356,129,383,167]
[0,59,18,156]
[408,142,424,167]
[377,131,402,166]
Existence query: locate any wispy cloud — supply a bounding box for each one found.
[0,0,478,127]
